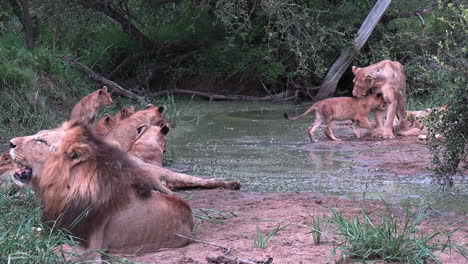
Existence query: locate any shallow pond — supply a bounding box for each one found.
[167,100,467,211]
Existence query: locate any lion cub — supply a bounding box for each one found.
[70,86,113,124]
[115,106,135,121]
[94,113,118,136]
[284,93,386,142]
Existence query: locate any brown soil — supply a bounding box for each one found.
[129,189,467,264]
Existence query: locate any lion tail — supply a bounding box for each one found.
[284,104,317,121]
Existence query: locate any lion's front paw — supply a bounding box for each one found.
[373,129,384,138]
[382,130,395,139]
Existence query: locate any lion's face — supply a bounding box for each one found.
[9,129,65,184]
[141,104,167,127]
[98,86,113,106]
[352,66,378,98]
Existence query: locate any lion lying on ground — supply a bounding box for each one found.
[70,86,113,124]
[107,104,167,151]
[8,123,240,194]
[10,122,193,261]
[352,60,410,139]
[284,93,386,142]
[0,150,18,187]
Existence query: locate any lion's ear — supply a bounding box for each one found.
[101,86,108,93]
[157,106,166,114]
[67,143,92,165]
[136,125,147,135]
[129,106,135,112]
[146,104,155,109]
[352,66,359,74]
[161,125,170,135]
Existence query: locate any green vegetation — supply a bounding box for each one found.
[253,222,289,249]
[330,206,467,263]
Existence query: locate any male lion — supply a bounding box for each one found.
[352,60,409,139]
[284,93,386,142]
[8,123,240,195]
[94,113,118,136]
[10,122,193,261]
[115,106,135,121]
[70,86,113,124]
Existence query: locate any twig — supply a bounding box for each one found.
[174,233,231,254]
[207,255,273,264]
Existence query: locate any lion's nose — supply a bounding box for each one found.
[10,142,16,149]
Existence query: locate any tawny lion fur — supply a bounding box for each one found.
[0,150,17,185]
[8,123,240,195]
[10,122,193,261]
[115,106,135,121]
[128,124,170,166]
[352,60,409,139]
[70,86,113,124]
[94,113,118,136]
[106,104,167,151]
[285,93,386,142]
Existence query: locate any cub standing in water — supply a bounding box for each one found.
[284,93,386,142]
[70,86,113,124]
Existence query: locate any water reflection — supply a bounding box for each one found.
[167,100,467,211]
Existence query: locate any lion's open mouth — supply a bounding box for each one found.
[14,167,32,183]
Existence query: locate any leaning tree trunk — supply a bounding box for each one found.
[17,0,35,49]
[314,0,392,100]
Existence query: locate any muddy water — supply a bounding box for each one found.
[167,100,467,211]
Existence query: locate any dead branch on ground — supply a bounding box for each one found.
[60,56,146,103]
[207,255,273,264]
[175,233,231,254]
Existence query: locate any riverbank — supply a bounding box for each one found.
[131,189,467,264]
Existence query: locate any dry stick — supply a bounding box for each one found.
[174,233,231,254]
[60,56,146,103]
[206,255,273,264]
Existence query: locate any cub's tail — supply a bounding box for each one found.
[284,104,317,121]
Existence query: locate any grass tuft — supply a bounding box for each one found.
[330,206,467,263]
[254,223,289,250]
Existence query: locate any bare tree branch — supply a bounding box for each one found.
[60,56,146,103]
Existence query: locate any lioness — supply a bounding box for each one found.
[0,150,17,186]
[352,60,409,139]
[70,86,113,124]
[10,122,193,261]
[128,124,169,166]
[94,113,118,136]
[284,93,385,142]
[106,104,167,151]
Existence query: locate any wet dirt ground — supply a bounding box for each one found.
[130,135,467,264]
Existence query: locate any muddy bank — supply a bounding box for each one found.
[130,189,467,264]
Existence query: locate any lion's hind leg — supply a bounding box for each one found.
[324,118,341,141]
[308,115,322,142]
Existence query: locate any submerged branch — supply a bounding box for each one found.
[152,89,296,102]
